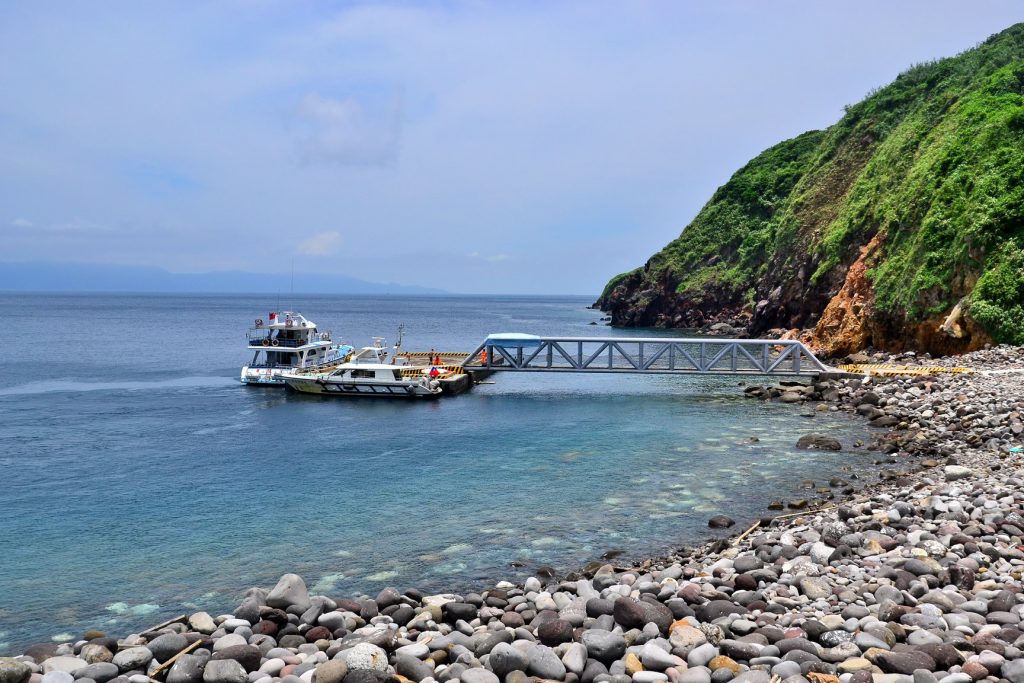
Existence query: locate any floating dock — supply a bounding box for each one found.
[395,352,493,394]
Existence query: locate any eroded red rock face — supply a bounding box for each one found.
[601,230,993,359]
[813,235,882,357]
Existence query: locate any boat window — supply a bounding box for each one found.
[350,369,375,379]
[393,370,402,380]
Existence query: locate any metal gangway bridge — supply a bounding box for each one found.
[459,334,834,377]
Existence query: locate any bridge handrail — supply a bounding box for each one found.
[460,335,832,375]
[478,335,811,344]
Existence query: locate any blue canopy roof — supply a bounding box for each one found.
[485,333,543,348]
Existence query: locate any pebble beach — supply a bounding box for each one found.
[3,346,1024,683]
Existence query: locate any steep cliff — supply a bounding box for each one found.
[598,24,1024,356]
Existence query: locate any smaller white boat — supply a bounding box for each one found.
[282,362,443,398]
[241,311,353,386]
[281,334,444,398]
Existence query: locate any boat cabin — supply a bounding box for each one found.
[245,311,345,370]
[327,365,405,382]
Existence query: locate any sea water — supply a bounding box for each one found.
[0,293,870,651]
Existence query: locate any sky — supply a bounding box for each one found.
[1,1,1022,295]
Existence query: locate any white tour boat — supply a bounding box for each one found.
[281,331,446,399]
[240,311,353,386]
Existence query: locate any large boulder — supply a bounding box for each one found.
[232,598,260,624]
[694,600,748,623]
[487,643,529,678]
[613,598,647,630]
[394,656,432,683]
[79,645,113,665]
[202,660,247,683]
[210,646,261,673]
[526,643,566,680]
[40,673,73,683]
[338,644,387,673]
[581,630,626,662]
[112,648,153,673]
[188,612,217,635]
[42,659,88,676]
[73,663,119,683]
[537,619,573,645]
[314,661,349,683]
[442,602,477,623]
[874,651,936,675]
[166,655,205,683]
[147,633,189,662]
[266,574,311,612]
[0,658,32,683]
[23,645,59,663]
[461,670,500,683]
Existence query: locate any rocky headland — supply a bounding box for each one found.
[3,346,1022,683]
[597,24,1024,356]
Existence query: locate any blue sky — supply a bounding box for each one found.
[2,1,1022,294]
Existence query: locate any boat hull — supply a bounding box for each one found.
[284,376,442,398]
[240,367,289,386]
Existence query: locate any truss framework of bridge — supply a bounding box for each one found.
[461,336,832,377]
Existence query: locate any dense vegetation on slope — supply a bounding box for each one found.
[600,131,825,309]
[599,24,1024,353]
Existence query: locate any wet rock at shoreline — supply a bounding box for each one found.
[707,515,735,529]
[795,434,842,450]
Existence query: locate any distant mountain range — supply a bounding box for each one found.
[0,262,445,295]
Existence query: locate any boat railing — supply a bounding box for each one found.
[246,362,301,370]
[248,329,333,347]
[247,336,316,349]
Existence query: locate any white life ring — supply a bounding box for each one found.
[271,339,280,347]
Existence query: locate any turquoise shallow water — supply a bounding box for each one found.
[0,293,870,652]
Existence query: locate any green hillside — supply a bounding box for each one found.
[598,23,1024,354]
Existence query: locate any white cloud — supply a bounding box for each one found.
[296,93,402,167]
[9,217,115,234]
[297,230,342,256]
[468,252,511,263]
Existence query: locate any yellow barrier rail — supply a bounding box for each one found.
[399,364,466,378]
[837,363,973,377]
